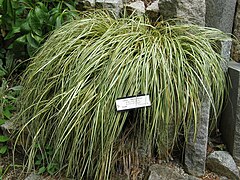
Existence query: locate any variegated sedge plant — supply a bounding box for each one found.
[14,11,230,179]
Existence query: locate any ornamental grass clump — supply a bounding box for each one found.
[15,11,229,179]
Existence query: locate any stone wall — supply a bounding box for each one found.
[78,0,238,29]
[81,0,207,25]
[79,0,240,62]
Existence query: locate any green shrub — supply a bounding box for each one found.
[0,0,79,77]
[15,11,229,179]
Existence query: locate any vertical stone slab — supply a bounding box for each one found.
[158,0,206,26]
[217,40,232,72]
[205,0,237,33]
[185,40,232,176]
[184,93,210,176]
[232,1,240,62]
[220,61,240,165]
[220,41,232,62]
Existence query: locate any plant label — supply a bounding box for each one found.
[116,95,151,111]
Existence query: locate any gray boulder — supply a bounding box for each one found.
[77,0,95,7]
[1,121,14,136]
[205,0,237,33]
[178,0,205,26]
[95,0,123,16]
[25,174,41,180]
[206,151,240,180]
[146,1,160,21]
[148,164,200,180]
[126,1,146,14]
[158,0,205,26]
[158,0,177,19]
[219,176,230,180]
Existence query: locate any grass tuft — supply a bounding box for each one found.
[14,11,229,179]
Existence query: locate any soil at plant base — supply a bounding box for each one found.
[0,129,230,179]
[0,151,25,180]
[0,151,69,180]
[0,132,231,180]
[0,151,225,180]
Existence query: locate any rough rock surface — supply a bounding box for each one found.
[148,164,200,180]
[1,121,14,136]
[219,176,230,180]
[177,0,205,26]
[78,0,95,7]
[220,61,240,166]
[24,174,41,180]
[95,0,123,15]
[206,0,236,33]
[158,0,177,19]
[218,40,232,72]
[158,0,205,26]
[232,1,240,62]
[184,93,210,177]
[146,1,159,12]
[146,1,159,21]
[126,1,146,14]
[206,151,240,180]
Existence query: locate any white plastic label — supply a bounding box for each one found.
[116,95,151,111]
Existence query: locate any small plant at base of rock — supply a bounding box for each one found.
[0,165,6,180]
[0,119,9,155]
[0,67,22,156]
[0,73,22,121]
[35,145,59,176]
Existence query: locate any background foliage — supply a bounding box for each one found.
[0,0,79,78]
[0,0,80,176]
